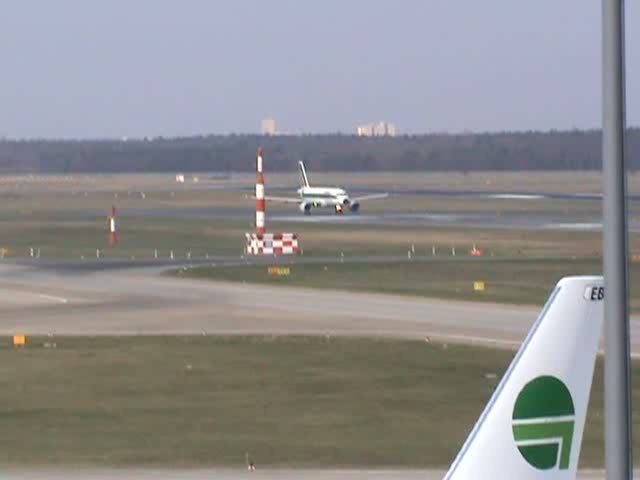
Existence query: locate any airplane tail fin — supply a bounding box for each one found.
[298,161,310,188]
[445,276,604,480]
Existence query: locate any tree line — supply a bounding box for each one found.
[0,129,638,173]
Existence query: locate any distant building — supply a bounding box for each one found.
[261,118,277,135]
[384,123,397,136]
[356,121,397,137]
[356,125,373,137]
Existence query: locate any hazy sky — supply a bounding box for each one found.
[0,1,638,138]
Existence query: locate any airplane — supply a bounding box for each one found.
[444,275,604,479]
[266,161,389,215]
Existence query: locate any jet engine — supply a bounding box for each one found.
[299,202,312,215]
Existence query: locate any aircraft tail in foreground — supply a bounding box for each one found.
[445,276,604,480]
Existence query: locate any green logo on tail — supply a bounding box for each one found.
[512,376,575,470]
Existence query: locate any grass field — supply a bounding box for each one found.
[0,198,622,260]
[175,258,640,310]
[0,335,636,468]
[2,171,640,261]
[6,170,640,195]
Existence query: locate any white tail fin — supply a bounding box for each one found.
[298,161,310,188]
[444,276,604,480]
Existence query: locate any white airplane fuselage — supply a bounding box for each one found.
[296,186,353,213]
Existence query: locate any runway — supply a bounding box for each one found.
[3,468,619,480]
[1,261,640,353]
[269,211,621,232]
[68,204,626,232]
[0,261,529,344]
[89,204,628,233]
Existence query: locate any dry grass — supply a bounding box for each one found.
[4,171,640,195]
[0,172,637,261]
[0,335,633,468]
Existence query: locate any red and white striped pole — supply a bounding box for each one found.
[109,205,119,245]
[255,148,266,237]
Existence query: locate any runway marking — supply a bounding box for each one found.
[426,332,521,347]
[38,294,69,304]
[545,222,601,231]
[489,194,546,200]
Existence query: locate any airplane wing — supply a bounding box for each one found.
[245,194,300,204]
[264,195,301,204]
[244,195,302,204]
[351,193,389,203]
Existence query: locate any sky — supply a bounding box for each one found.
[0,0,638,138]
